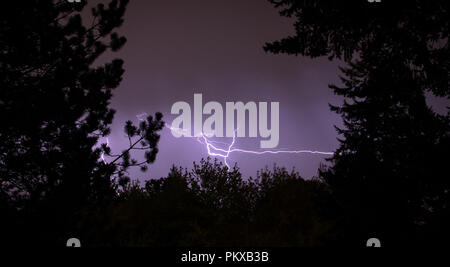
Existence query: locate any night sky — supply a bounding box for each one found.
[98,0,446,180]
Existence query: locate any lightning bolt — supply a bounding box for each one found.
[100,137,109,163]
[102,113,333,170]
[167,124,333,169]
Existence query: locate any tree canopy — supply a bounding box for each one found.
[266,0,449,245]
[0,0,164,246]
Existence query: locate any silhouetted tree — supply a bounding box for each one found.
[85,158,336,246]
[265,0,448,96]
[322,54,449,246]
[250,166,337,246]
[103,112,165,187]
[0,0,164,246]
[265,0,449,245]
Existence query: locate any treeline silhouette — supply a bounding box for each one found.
[81,159,338,246]
[1,0,449,247]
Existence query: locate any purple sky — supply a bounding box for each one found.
[100,0,344,180]
[98,0,449,181]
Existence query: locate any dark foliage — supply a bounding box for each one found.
[0,0,164,246]
[82,158,337,247]
[266,0,449,246]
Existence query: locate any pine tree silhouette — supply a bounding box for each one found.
[265,0,450,246]
[0,0,163,246]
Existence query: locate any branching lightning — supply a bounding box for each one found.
[101,137,109,163]
[100,113,333,169]
[167,124,333,168]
